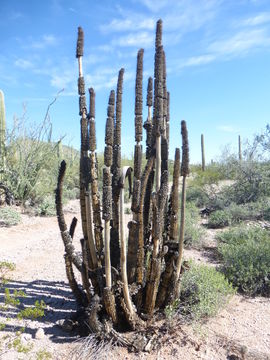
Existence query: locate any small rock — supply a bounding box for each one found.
[35,328,45,339]
[56,319,74,332]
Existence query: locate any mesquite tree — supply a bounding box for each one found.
[56,19,190,349]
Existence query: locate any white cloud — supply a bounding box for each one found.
[209,28,270,57]
[29,35,58,49]
[137,0,170,13]
[217,125,238,133]
[113,31,154,48]
[241,12,270,26]
[100,18,155,33]
[14,59,34,69]
[183,54,216,67]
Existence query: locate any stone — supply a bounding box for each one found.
[35,328,45,339]
[56,318,74,332]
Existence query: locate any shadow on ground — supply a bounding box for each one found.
[0,279,78,343]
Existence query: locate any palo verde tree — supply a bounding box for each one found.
[56,19,190,350]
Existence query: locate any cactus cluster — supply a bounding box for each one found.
[56,19,190,346]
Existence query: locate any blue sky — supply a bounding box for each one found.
[1,0,270,163]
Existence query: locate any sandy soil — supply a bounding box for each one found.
[0,200,269,360]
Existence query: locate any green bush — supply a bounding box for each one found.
[184,202,205,248]
[17,300,46,320]
[180,263,234,320]
[35,195,55,216]
[186,186,209,208]
[208,210,232,228]
[0,207,21,226]
[217,226,270,296]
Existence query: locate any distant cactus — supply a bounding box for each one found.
[0,90,6,179]
[201,133,205,171]
[56,20,190,350]
[238,135,242,161]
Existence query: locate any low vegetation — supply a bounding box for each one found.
[0,207,21,226]
[179,263,235,321]
[217,226,270,296]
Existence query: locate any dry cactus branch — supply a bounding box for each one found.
[111,68,124,269]
[88,88,103,263]
[173,121,189,299]
[56,160,82,272]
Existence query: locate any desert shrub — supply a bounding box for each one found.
[0,207,21,226]
[179,263,234,320]
[223,161,270,205]
[2,104,80,206]
[184,202,205,248]
[63,187,80,201]
[208,210,232,228]
[217,226,270,296]
[17,300,46,320]
[35,195,55,216]
[186,186,209,208]
[191,166,225,188]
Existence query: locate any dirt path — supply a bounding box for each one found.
[0,201,270,359]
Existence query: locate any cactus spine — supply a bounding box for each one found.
[56,20,190,346]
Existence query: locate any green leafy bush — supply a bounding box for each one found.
[186,186,209,208]
[35,195,55,216]
[208,210,232,228]
[0,207,21,226]
[4,288,25,307]
[184,202,205,248]
[180,263,234,320]
[17,300,46,320]
[217,226,270,296]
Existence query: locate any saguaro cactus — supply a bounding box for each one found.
[238,135,242,161]
[56,20,190,350]
[0,90,6,179]
[201,133,205,171]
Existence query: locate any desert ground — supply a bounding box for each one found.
[0,200,269,360]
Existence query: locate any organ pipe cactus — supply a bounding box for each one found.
[0,90,6,179]
[56,19,190,349]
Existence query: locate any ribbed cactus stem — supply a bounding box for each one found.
[111,69,124,269]
[144,77,153,159]
[88,87,103,262]
[201,134,205,171]
[119,167,137,318]
[155,45,164,192]
[169,148,180,241]
[0,90,6,178]
[238,135,242,161]
[162,50,167,137]
[76,27,84,77]
[166,91,170,145]
[175,121,189,285]
[76,27,89,245]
